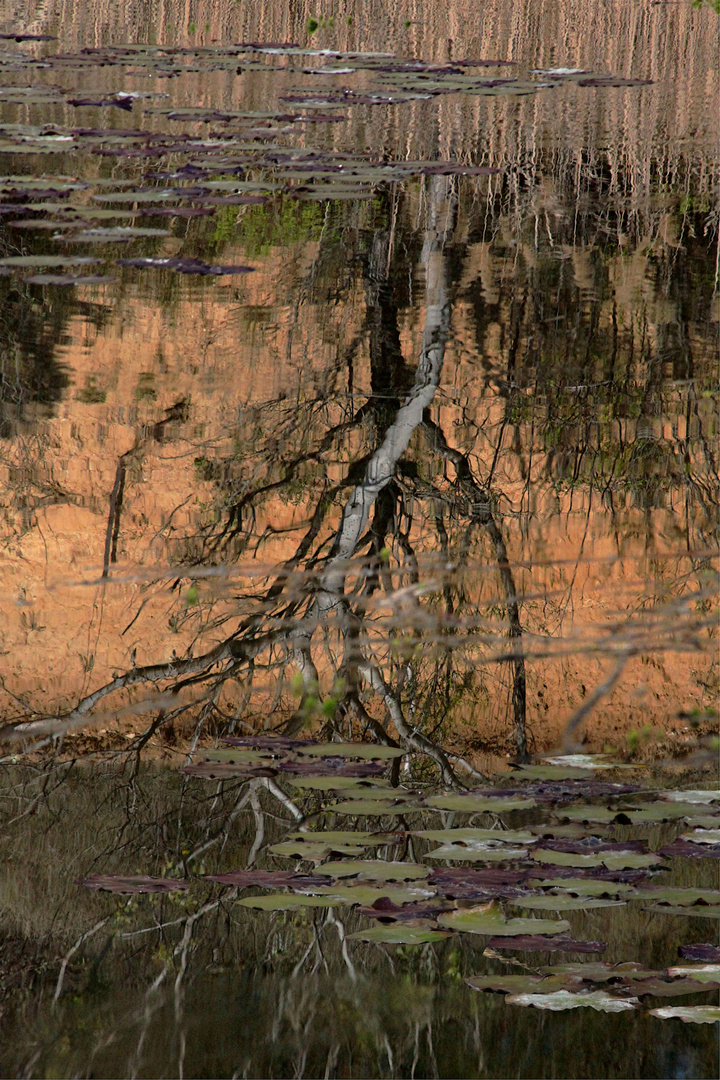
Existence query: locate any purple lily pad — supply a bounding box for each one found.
[486,935,608,954]
[77,875,189,894]
[205,870,329,889]
[679,944,720,962]
[221,736,319,751]
[277,760,385,777]
[356,897,454,921]
[116,257,254,275]
[67,97,134,110]
[660,841,720,860]
[577,76,653,87]
[181,762,277,779]
[531,866,651,884]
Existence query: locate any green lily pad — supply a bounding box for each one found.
[640,904,720,918]
[467,973,581,994]
[269,841,367,859]
[61,226,171,241]
[437,901,571,937]
[649,1006,720,1023]
[0,255,101,267]
[203,748,276,764]
[346,925,452,945]
[541,962,659,981]
[506,989,638,1012]
[660,790,720,804]
[298,743,405,759]
[303,884,436,904]
[541,755,620,770]
[667,964,720,983]
[288,830,401,846]
[681,829,720,844]
[426,794,536,812]
[632,888,720,906]
[414,828,536,844]
[530,850,660,870]
[237,893,347,910]
[528,878,636,896]
[623,804,720,824]
[511,765,597,781]
[425,843,530,862]
[512,894,626,911]
[558,807,625,824]
[332,800,421,815]
[316,860,429,881]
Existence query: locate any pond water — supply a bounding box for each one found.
[0,1,717,1077]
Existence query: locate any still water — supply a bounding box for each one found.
[0,1,717,1077]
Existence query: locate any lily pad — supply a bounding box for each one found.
[667,964,720,984]
[467,974,581,994]
[426,794,536,812]
[659,840,720,859]
[530,849,660,870]
[316,860,429,881]
[678,944,720,962]
[540,961,659,981]
[299,884,436,904]
[206,871,329,889]
[660,790,720,804]
[414,828,536,844]
[346,926,452,945]
[268,840,367,859]
[425,843,530,862]
[332,800,421,815]
[286,776,393,794]
[648,1006,720,1023]
[512,894,626,911]
[486,935,607,953]
[437,901,570,937]
[298,742,404,759]
[0,255,101,267]
[25,273,114,285]
[237,893,348,910]
[76,875,189,894]
[287,831,402,846]
[506,989,638,1012]
[528,878,636,897]
[632,887,720,906]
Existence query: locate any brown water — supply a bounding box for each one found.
[0,2,717,1077]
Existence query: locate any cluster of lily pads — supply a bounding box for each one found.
[77,736,719,1021]
[0,37,653,285]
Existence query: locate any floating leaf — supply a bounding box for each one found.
[60,226,171,242]
[298,742,404,759]
[425,843,530,862]
[512,894,626,911]
[286,776,393,794]
[25,273,114,285]
[426,794,536,812]
[76,875,189,894]
[632,887,720,906]
[486,935,607,953]
[0,255,101,267]
[528,877,636,897]
[437,901,570,937]
[415,828,536,844]
[206,870,329,889]
[540,961,658,981]
[530,849,660,870]
[467,973,582,994]
[287,830,402,846]
[269,840,367,859]
[356,897,455,921]
[298,883,436,904]
[649,1006,720,1024]
[316,860,429,881]
[332,800,421,816]
[117,256,254,275]
[506,989,638,1012]
[237,893,348,910]
[678,944,720,962]
[346,925,452,945]
[667,964,720,984]
[659,840,720,859]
